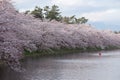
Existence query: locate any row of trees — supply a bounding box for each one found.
[25,5,88,24]
[114,31,120,34]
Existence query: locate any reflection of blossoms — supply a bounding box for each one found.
[0,0,120,71]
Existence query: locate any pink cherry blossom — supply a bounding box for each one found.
[0,0,120,71]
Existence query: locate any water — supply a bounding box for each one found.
[0,50,120,80]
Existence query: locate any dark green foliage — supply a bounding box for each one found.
[0,60,3,64]
[63,16,88,24]
[31,6,44,21]
[63,16,70,24]
[24,47,96,57]
[24,46,119,57]
[79,17,88,24]
[24,10,30,14]
[44,5,61,21]
[44,6,50,19]
[24,48,85,57]
[75,17,88,24]
[63,15,76,24]
[114,31,120,34]
[25,5,88,24]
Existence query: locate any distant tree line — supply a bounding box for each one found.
[114,31,120,34]
[25,5,88,24]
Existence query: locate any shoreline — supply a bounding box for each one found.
[0,47,119,66]
[0,60,4,65]
[24,46,120,58]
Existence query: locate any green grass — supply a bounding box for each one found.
[0,60,4,65]
[0,46,119,64]
[24,48,84,57]
[24,46,120,57]
[24,46,104,57]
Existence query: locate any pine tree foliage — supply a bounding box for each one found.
[31,6,44,21]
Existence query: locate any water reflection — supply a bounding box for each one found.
[0,50,120,80]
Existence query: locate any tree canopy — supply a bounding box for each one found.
[31,6,44,21]
[25,5,88,24]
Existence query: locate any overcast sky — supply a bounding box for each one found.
[12,0,120,31]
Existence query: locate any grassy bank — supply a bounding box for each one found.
[1,46,119,66]
[0,60,4,65]
[24,46,119,57]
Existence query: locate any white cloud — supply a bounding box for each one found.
[51,0,96,7]
[51,0,120,8]
[12,0,25,4]
[18,8,34,12]
[11,0,120,25]
[12,0,41,12]
[80,9,120,23]
[51,0,82,6]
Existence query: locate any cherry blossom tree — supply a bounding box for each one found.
[0,0,120,71]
